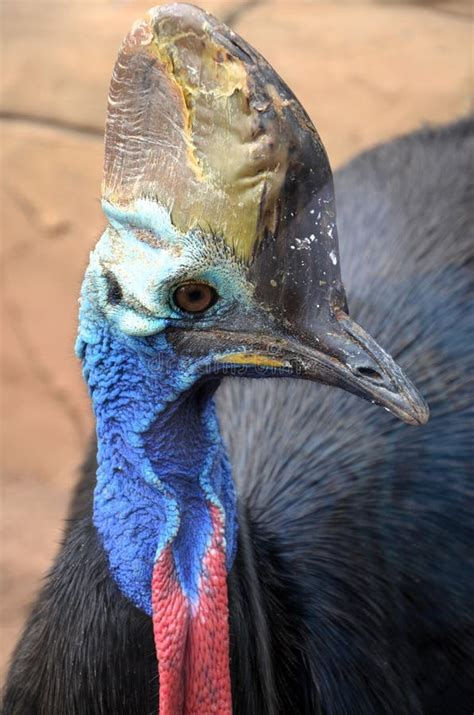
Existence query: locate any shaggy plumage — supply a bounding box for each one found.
[3,118,473,714]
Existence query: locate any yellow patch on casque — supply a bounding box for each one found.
[145,17,283,261]
[215,352,288,368]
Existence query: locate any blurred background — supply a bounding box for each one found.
[0,0,472,682]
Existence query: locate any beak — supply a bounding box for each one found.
[205,307,429,426]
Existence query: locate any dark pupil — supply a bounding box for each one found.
[188,288,204,303]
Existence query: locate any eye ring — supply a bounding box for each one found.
[172,282,218,314]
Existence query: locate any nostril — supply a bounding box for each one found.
[356,366,384,382]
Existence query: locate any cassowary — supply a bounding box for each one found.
[3,4,473,714]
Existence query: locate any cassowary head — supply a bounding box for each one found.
[78,3,427,425]
[75,5,429,713]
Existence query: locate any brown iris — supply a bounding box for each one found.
[173,282,218,314]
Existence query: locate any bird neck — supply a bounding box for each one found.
[79,324,237,714]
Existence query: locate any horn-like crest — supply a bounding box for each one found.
[103,3,331,264]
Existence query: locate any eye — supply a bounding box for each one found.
[173,282,218,314]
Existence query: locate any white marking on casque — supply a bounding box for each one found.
[294,237,312,250]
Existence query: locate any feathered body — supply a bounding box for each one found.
[4,118,473,714]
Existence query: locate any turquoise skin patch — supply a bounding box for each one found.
[77,198,254,350]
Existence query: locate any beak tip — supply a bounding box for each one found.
[413,403,430,427]
[399,394,430,426]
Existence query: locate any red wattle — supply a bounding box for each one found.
[152,505,232,715]
[152,545,189,714]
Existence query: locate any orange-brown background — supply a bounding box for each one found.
[1,0,472,682]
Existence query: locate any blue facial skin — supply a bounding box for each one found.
[76,200,253,613]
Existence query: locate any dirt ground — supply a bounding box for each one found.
[1,0,472,682]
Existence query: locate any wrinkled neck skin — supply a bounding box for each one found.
[77,323,237,713]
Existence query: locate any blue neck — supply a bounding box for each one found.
[80,325,237,614]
